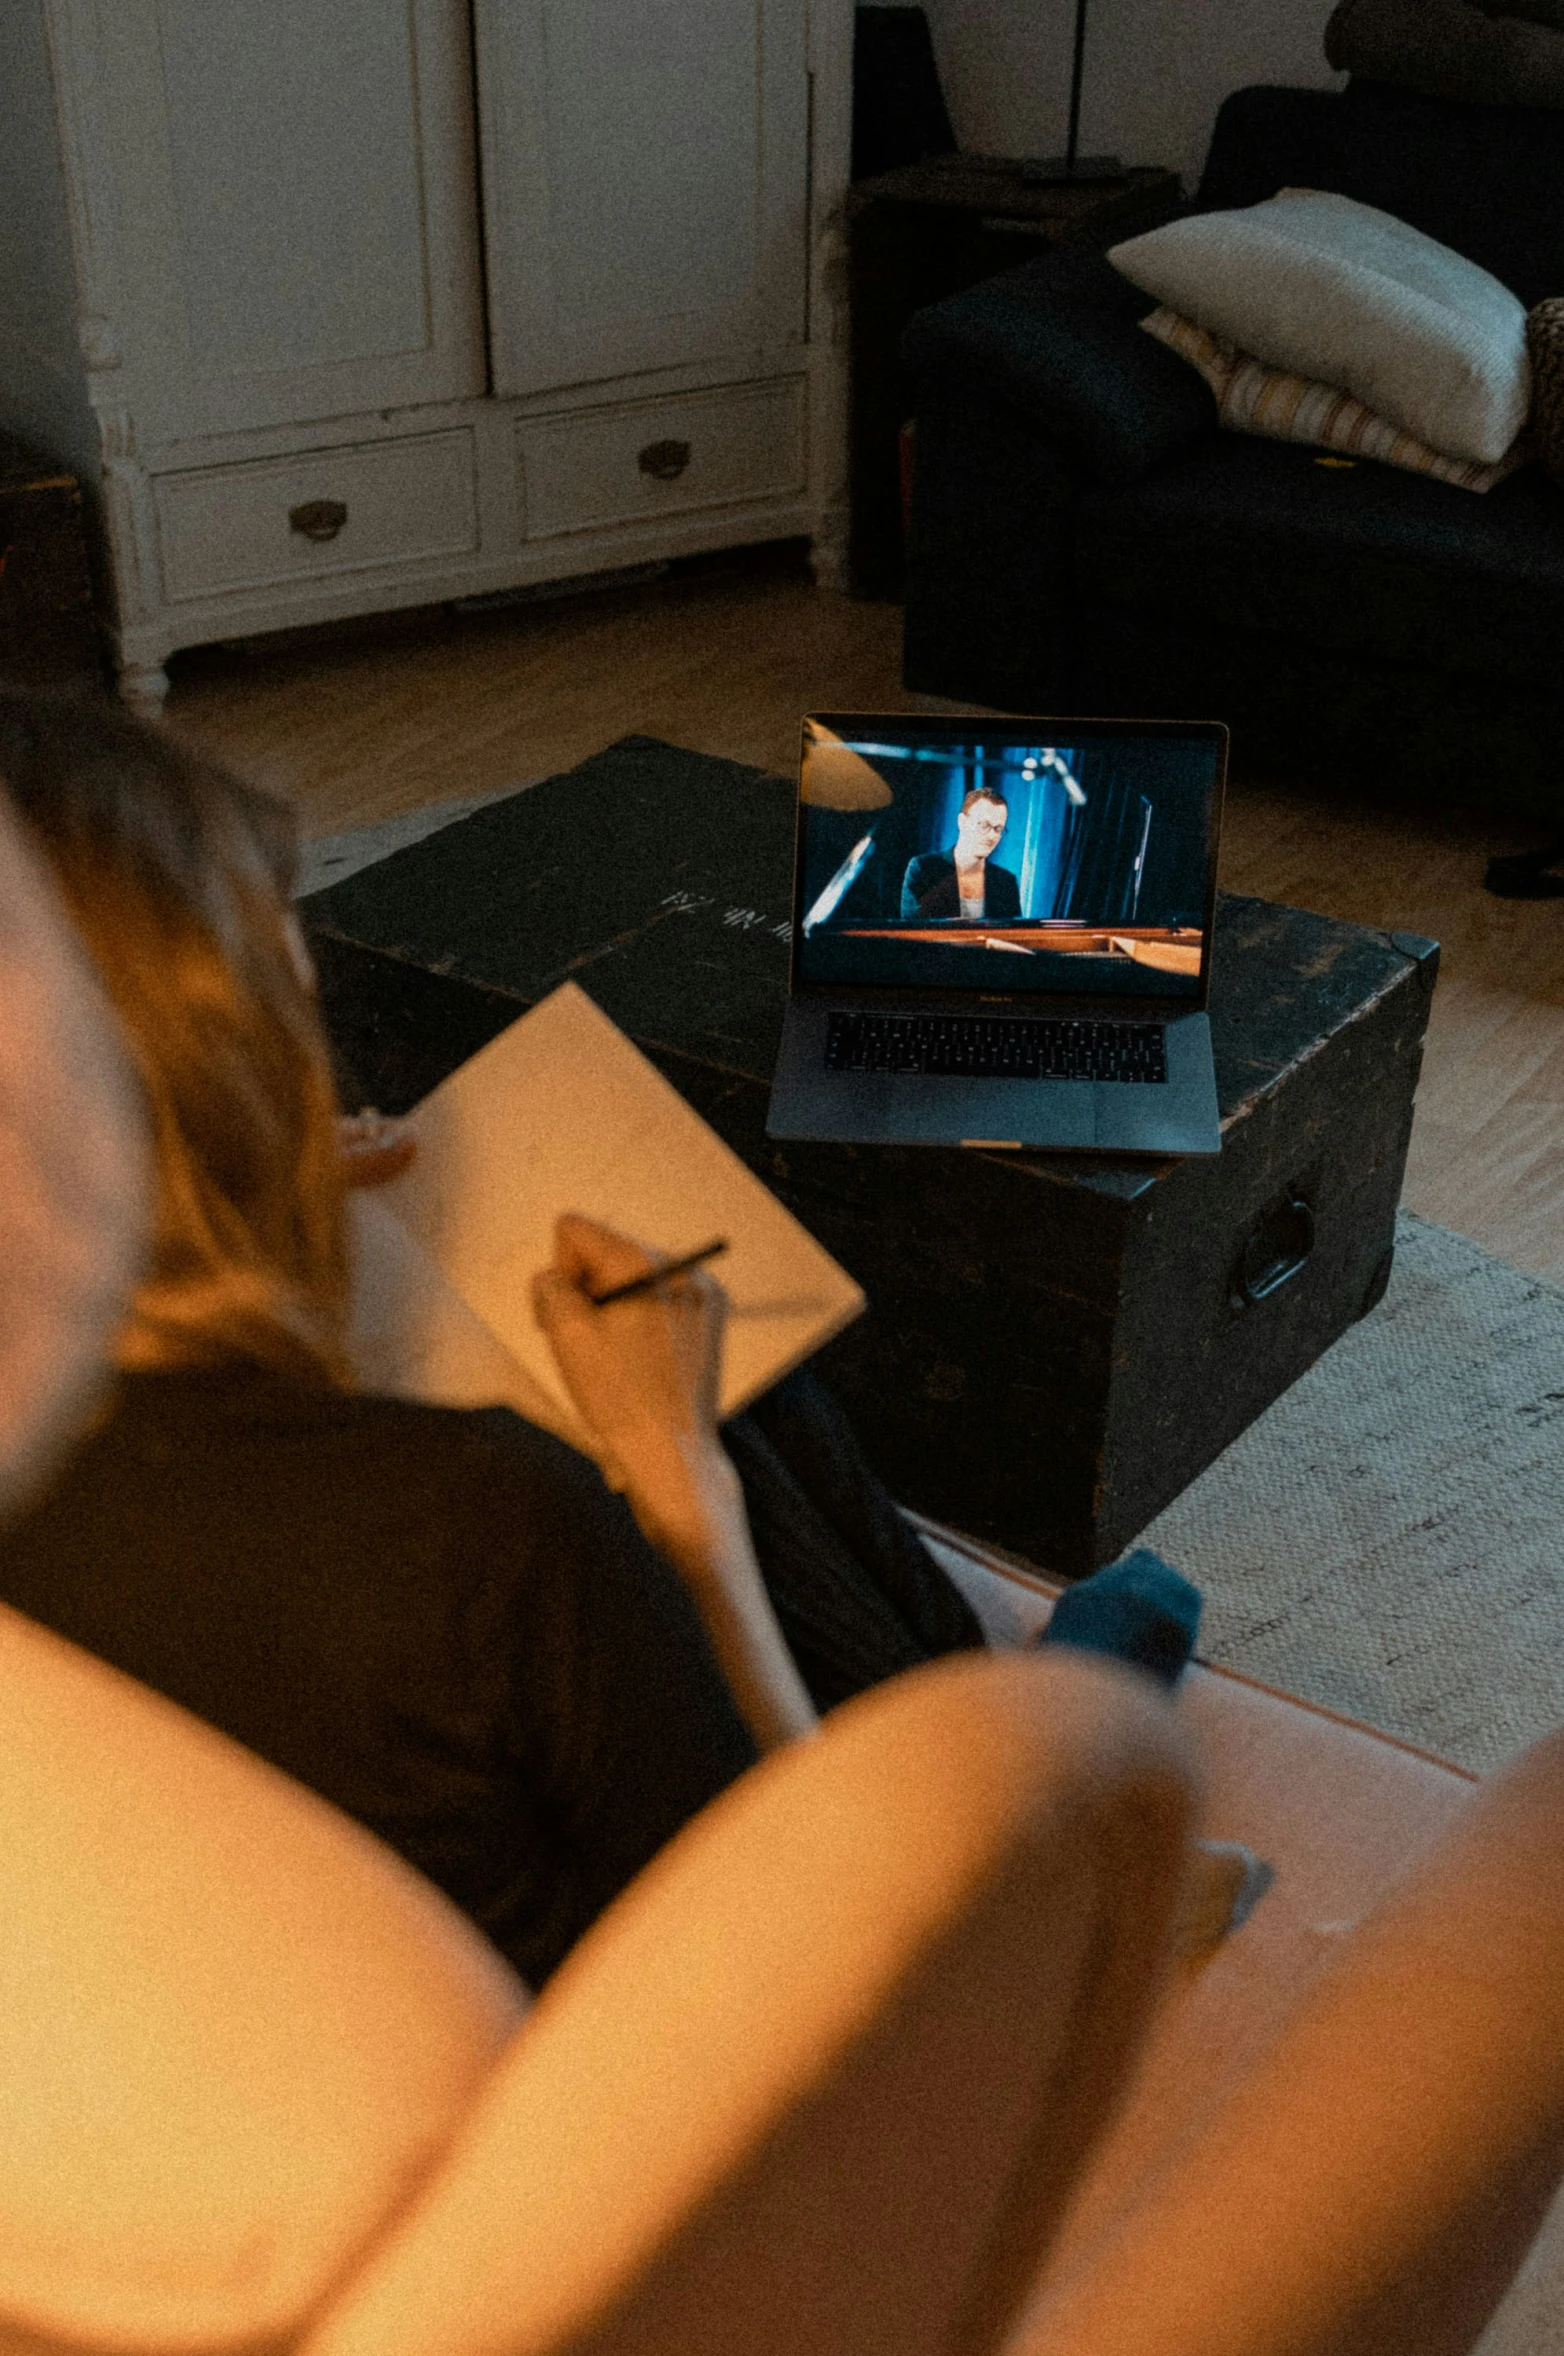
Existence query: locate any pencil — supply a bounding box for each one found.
[586,1238,730,1307]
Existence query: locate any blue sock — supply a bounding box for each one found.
[1037,1549,1202,1689]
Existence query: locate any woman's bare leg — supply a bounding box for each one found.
[1010,1726,1564,2356]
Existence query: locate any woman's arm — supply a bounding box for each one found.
[531,1215,818,1753]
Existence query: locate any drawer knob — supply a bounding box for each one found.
[638,438,691,482]
[289,498,348,542]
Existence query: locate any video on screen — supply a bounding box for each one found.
[794,721,1219,999]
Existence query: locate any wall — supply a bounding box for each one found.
[0,0,100,482]
[919,0,1344,191]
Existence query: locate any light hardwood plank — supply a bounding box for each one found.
[1411,988,1564,1141]
[166,546,911,834]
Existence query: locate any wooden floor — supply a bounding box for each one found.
[162,541,1564,1283]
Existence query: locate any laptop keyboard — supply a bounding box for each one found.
[824,1012,1168,1084]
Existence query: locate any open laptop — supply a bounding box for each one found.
[766,712,1227,1154]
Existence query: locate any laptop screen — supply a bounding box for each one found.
[793,715,1226,1003]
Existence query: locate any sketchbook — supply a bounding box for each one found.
[347,981,865,1459]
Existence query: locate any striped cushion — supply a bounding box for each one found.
[1141,306,1529,494]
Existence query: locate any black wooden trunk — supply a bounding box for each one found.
[303,737,1437,1576]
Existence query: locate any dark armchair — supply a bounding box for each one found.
[901,82,1564,818]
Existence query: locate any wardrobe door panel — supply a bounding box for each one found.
[87,0,485,442]
[474,0,808,397]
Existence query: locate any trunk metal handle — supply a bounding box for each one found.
[1232,1191,1316,1309]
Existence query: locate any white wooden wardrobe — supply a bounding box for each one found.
[1,0,853,709]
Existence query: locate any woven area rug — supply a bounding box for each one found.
[303,789,1564,1777]
[1139,1209,1564,1773]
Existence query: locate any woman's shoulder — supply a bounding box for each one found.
[4,1365,620,1647]
[87,1364,594,1506]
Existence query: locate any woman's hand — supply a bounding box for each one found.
[533,1212,816,1751]
[531,1214,734,1560]
[336,1109,418,1189]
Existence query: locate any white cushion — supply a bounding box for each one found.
[1107,190,1530,465]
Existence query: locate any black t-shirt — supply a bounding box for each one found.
[0,1365,758,1986]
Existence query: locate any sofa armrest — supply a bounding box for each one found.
[901,245,1216,485]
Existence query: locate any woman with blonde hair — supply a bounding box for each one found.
[0,686,1007,1985]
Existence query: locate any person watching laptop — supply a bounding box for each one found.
[3,744,1563,2356]
[0,686,1233,1987]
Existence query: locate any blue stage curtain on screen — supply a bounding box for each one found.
[1051,739,1210,927]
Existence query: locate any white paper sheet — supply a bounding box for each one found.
[352,983,864,1439]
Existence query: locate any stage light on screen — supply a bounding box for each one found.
[1038,747,1087,806]
[803,833,875,933]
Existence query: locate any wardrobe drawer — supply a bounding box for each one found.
[153,431,478,602]
[517,380,806,539]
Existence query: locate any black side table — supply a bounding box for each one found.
[847,155,1182,598]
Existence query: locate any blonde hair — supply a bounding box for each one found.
[0,687,351,1385]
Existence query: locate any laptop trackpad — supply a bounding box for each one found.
[773,1074,1098,1147]
[962,1082,1096,1148]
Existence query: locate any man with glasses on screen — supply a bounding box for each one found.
[900,786,1024,922]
